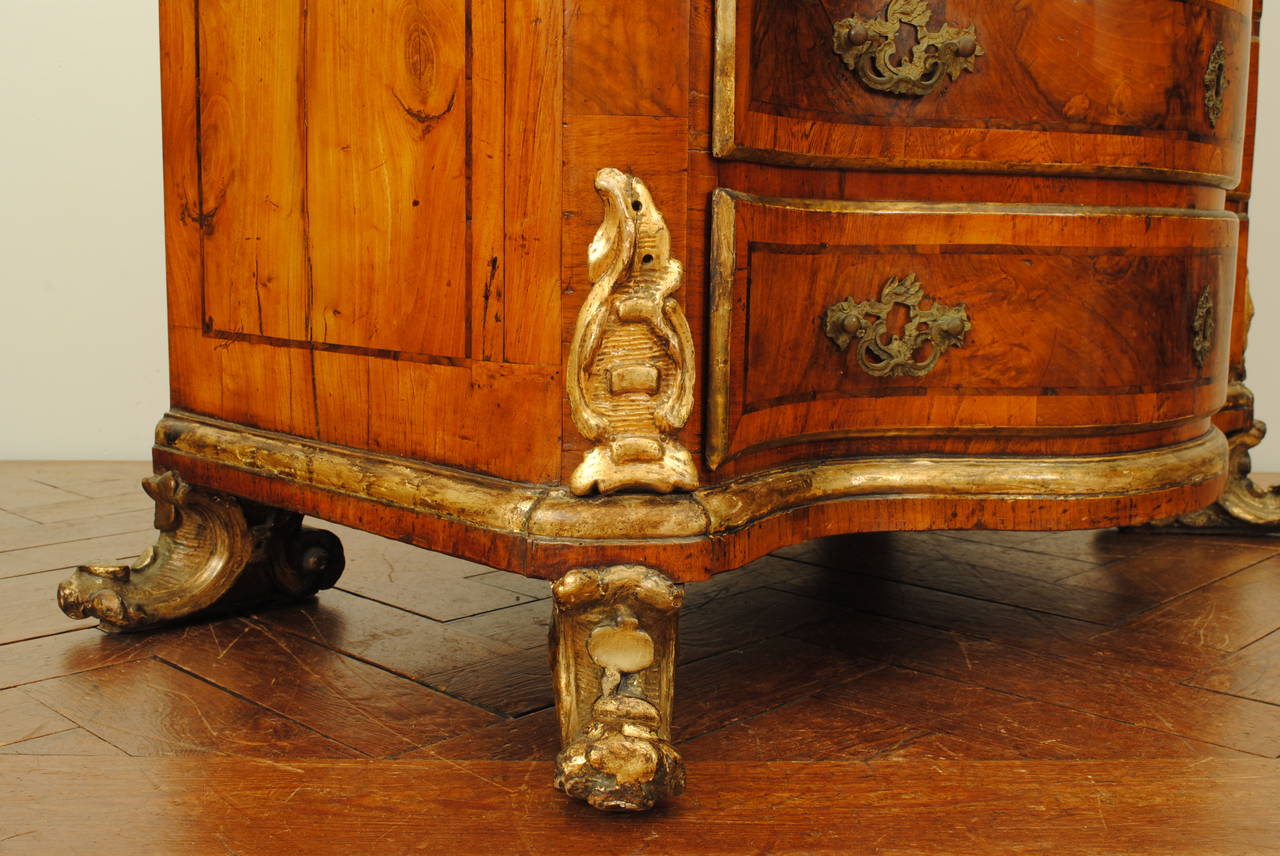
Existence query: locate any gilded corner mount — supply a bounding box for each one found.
[834,0,983,97]
[824,273,971,377]
[566,169,698,496]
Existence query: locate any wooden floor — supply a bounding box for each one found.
[2,462,1279,854]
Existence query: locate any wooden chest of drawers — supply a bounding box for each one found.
[58,0,1268,811]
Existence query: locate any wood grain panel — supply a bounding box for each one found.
[198,0,309,341]
[502,0,563,365]
[717,0,1253,185]
[305,0,470,359]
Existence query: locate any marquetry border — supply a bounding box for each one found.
[705,190,1237,469]
[711,0,1244,187]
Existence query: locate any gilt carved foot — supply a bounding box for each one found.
[57,471,344,632]
[551,565,685,811]
[1153,420,1280,532]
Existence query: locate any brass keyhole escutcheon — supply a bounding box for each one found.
[833,0,983,97]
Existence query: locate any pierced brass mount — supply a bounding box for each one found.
[824,273,971,377]
[834,0,983,97]
[1192,285,1215,369]
[1203,41,1227,128]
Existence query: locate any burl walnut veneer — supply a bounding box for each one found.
[60,0,1273,810]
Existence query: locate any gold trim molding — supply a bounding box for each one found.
[566,169,698,496]
[156,411,1227,544]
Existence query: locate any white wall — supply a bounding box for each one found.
[2,3,1279,466]
[0,1,167,460]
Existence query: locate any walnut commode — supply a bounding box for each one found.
[62,0,1268,811]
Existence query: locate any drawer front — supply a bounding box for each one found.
[713,0,1252,186]
[706,192,1237,468]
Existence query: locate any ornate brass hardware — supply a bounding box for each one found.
[824,273,971,377]
[1192,285,1215,369]
[833,0,983,97]
[1203,41,1227,128]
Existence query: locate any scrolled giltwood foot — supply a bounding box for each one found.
[1154,420,1280,531]
[57,471,344,632]
[551,565,685,811]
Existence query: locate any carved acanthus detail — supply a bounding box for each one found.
[551,565,685,811]
[566,169,698,496]
[57,471,345,632]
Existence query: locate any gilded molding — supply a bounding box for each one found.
[156,411,1227,548]
[552,565,684,811]
[566,169,697,496]
[833,0,983,97]
[57,471,344,632]
[823,273,971,377]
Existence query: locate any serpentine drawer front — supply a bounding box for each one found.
[706,191,1237,469]
[714,0,1252,185]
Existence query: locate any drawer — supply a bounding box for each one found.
[713,0,1252,186]
[705,191,1237,468]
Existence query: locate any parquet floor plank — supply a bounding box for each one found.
[1,757,1275,855]
[20,658,358,758]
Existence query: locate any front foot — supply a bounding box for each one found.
[57,471,344,632]
[550,565,685,811]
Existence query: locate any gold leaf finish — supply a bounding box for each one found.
[823,273,972,377]
[834,0,983,97]
[566,169,697,496]
[551,565,684,811]
[56,471,345,632]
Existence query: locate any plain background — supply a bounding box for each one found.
[2,3,1278,465]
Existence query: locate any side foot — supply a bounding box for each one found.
[1150,420,1280,532]
[550,565,685,811]
[57,471,344,632]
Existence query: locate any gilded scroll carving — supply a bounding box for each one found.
[834,0,983,97]
[57,471,344,632]
[551,565,684,811]
[823,273,971,377]
[566,169,698,496]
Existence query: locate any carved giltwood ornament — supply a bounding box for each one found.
[551,565,684,811]
[824,273,971,377]
[834,0,983,97]
[566,169,697,496]
[57,471,345,632]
